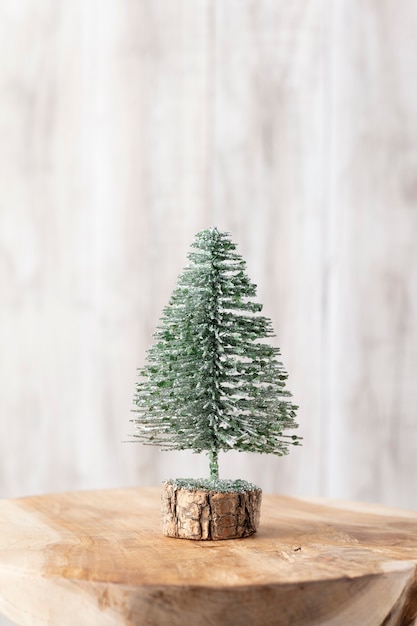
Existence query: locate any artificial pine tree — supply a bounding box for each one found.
[131,227,301,540]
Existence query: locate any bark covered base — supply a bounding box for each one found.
[162,481,262,540]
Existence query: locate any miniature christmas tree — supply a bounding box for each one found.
[131,227,301,540]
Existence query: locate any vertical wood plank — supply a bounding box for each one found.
[212,0,327,495]
[0,0,213,497]
[325,0,417,507]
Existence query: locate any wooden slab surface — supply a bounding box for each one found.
[0,487,417,625]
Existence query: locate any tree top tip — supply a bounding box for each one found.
[197,226,231,238]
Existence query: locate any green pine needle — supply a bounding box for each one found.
[131,227,301,479]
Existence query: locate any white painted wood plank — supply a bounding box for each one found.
[0,0,213,497]
[325,0,417,508]
[211,0,327,495]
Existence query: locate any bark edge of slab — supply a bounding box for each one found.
[161,480,262,540]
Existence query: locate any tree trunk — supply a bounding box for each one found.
[161,481,262,540]
[209,449,219,480]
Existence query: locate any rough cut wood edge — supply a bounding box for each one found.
[161,481,262,540]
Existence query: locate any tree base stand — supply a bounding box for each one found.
[161,479,262,540]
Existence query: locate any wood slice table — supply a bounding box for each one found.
[0,488,417,626]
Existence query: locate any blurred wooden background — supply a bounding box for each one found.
[1,0,416,521]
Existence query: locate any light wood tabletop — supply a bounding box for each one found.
[0,487,417,625]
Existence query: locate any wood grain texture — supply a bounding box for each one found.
[323,0,417,509]
[1,488,417,625]
[0,0,215,502]
[211,0,327,495]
